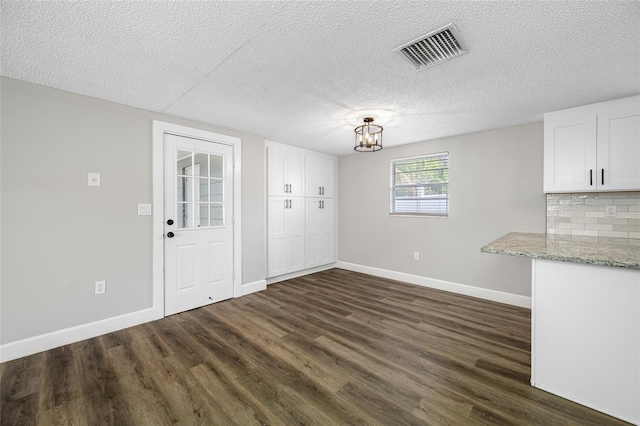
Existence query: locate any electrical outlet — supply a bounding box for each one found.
[88,172,101,187]
[605,205,617,217]
[413,251,420,260]
[95,281,106,295]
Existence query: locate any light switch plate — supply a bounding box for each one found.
[138,204,152,215]
[88,172,101,187]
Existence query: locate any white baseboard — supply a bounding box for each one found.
[0,308,155,363]
[336,261,531,309]
[533,383,637,425]
[266,263,336,285]
[241,279,267,296]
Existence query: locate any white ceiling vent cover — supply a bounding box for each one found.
[394,24,468,71]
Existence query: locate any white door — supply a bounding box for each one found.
[164,133,234,316]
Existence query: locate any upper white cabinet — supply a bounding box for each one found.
[597,105,640,191]
[544,96,640,193]
[306,154,335,197]
[267,144,305,196]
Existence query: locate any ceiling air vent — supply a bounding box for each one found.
[394,23,468,71]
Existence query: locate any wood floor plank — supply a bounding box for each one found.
[1,268,630,425]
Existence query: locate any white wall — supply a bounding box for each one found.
[338,122,546,298]
[0,77,266,345]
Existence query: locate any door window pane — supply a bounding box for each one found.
[177,203,193,228]
[195,178,209,202]
[210,155,223,178]
[177,177,193,202]
[198,203,209,227]
[210,204,223,227]
[194,153,209,177]
[209,180,223,202]
[177,151,192,175]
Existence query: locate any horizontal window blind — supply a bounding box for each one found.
[390,152,449,216]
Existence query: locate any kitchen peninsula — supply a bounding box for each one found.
[482,232,640,425]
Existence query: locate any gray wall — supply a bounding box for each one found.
[338,122,546,297]
[0,77,265,344]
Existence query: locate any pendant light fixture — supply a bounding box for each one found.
[354,117,383,152]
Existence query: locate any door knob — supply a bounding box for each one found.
[167,232,175,238]
[167,219,174,225]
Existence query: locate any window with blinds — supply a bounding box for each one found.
[390,152,449,216]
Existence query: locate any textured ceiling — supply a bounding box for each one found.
[1,1,639,156]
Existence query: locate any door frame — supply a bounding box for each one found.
[152,120,242,320]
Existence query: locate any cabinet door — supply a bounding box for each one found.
[287,197,306,272]
[306,198,334,268]
[597,104,640,191]
[318,157,335,198]
[318,198,335,265]
[543,114,597,193]
[268,196,306,277]
[287,151,305,197]
[306,155,335,197]
[268,148,305,196]
[305,198,322,268]
[267,197,287,277]
[267,149,287,196]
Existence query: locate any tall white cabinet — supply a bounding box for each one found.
[267,141,337,278]
[543,95,640,193]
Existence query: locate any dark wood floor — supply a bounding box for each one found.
[1,269,629,425]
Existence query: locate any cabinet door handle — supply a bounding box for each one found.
[319,200,322,209]
[289,199,292,209]
[590,169,593,186]
[322,200,324,209]
[601,169,604,186]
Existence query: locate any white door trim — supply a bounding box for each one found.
[152,121,242,320]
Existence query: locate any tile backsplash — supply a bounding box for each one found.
[547,192,640,239]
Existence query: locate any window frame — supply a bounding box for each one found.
[389,152,449,218]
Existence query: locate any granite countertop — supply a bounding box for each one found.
[481,232,640,269]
